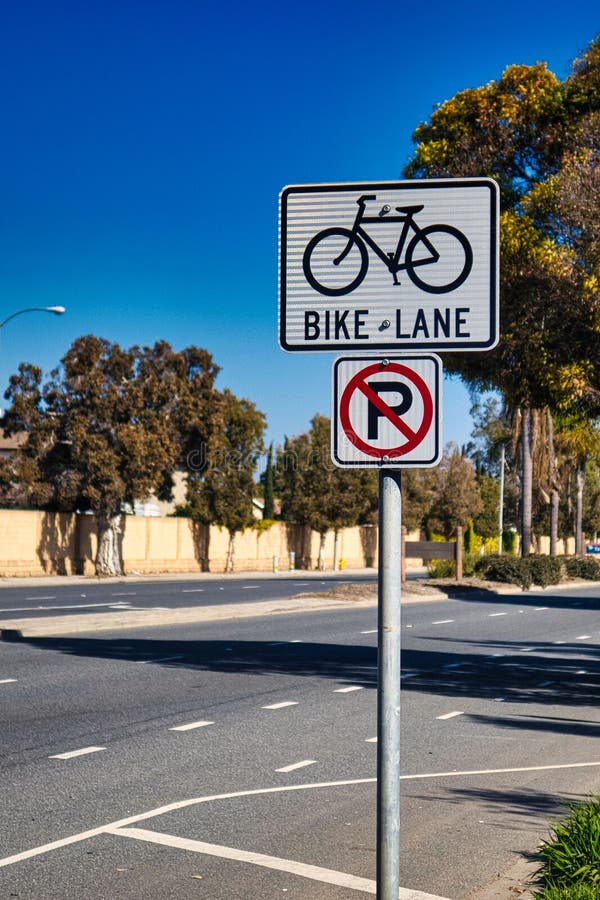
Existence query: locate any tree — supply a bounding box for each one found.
[430,447,484,539]
[2,336,223,575]
[188,389,265,572]
[262,444,275,520]
[403,39,600,554]
[275,415,370,569]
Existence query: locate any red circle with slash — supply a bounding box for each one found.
[340,362,434,458]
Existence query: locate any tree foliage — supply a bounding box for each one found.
[1,335,224,575]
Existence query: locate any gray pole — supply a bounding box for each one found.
[377,467,402,900]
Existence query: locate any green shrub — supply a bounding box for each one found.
[565,556,600,580]
[474,554,563,590]
[474,554,532,589]
[527,555,564,588]
[427,559,454,578]
[533,797,600,896]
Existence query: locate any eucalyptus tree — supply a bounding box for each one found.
[403,36,600,554]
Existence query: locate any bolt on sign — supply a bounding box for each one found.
[332,355,442,468]
[279,178,499,352]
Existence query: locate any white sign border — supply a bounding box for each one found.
[331,354,443,468]
[279,178,499,353]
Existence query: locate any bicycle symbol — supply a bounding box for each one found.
[302,193,473,297]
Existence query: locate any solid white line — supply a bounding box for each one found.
[137,655,185,664]
[276,760,316,773]
[49,746,106,760]
[436,711,464,720]
[334,686,363,693]
[110,826,379,894]
[261,701,298,709]
[399,761,600,780]
[3,768,600,875]
[169,721,214,732]
[4,601,129,613]
[432,619,454,625]
[0,678,17,684]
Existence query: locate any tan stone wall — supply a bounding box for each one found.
[0,510,384,576]
[3,509,575,578]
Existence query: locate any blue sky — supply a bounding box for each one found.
[0,0,598,454]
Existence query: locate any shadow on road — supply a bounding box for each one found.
[3,630,598,734]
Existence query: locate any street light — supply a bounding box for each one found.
[0,306,66,330]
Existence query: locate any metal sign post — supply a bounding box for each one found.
[376,467,402,900]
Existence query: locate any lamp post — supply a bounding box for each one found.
[0,305,66,331]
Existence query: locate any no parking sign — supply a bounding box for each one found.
[332,355,442,467]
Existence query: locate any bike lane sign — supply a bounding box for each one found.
[332,354,442,468]
[279,178,499,352]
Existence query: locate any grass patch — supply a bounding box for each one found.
[533,797,600,897]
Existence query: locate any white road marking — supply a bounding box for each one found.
[0,678,17,684]
[554,640,566,644]
[109,827,378,895]
[137,655,185,664]
[519,647,535,652]
[261,701,298,709]
[111,592,137,597]
[432,619,454,625]
[3,769,600,882]
[289,639,303,643]
[365,737,377,743]
[49,746,106,760]
[242,586,259,589]
[535,607,548,611]
[361,630,377,634]
[181,589,204,593]
[169,721,214,732]
[334,686,363,694]
[576,635,591,640]
[276,760,316,773]
[436,711,464,720]
[488,612,506,617]
[3,601,131,613]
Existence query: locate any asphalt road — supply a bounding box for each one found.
[0,580,598,899]
[0,572,377,621]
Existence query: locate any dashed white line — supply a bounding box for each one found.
[242,586,259,590]
[334,686,363,694]
[261,701,298,710]
[111,592,137,597]
[275,760,316,773]
[181,589,204,593]
[0,678,17,684]
[169,721,214,732]
[576,635,592,640]
[365,737,377,743]
[49,746,106,760]
[436,711,464,720]
[24,595,56,601]
[361,630,377,634]
[432,619,454,625]
[488,612,506,617]
[535,607,549,611]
